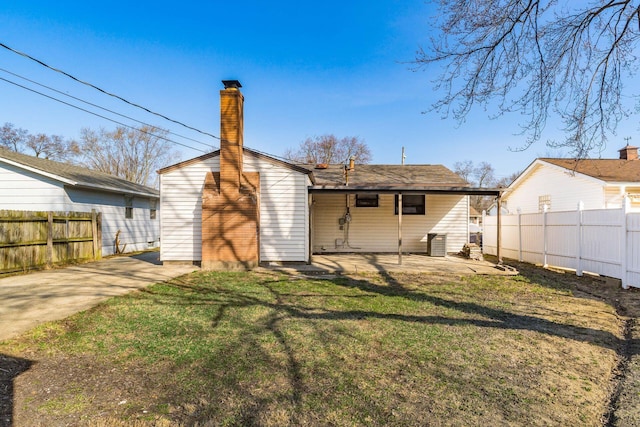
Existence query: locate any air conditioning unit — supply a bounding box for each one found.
[427,233,447,257]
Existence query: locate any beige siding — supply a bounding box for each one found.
[312,193,468,254]
[160,154,309,262]
[605,185,640,209]
[504,163,605,214]
[604,186,624,208]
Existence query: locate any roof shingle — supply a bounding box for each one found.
[0,147,159,197]
[310,164,468,187]
[540,158,640,183]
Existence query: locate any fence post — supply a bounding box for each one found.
[517,208,522,262]
[47,211,53,267]
[543,204,548,268]
[576,202,583,277]
[622,196,629,289]
[96,212,102,259]
[91,209,99,260]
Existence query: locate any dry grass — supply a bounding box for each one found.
[0,264,629,426]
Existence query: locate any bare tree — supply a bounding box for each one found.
[416,1,640,157]
[284,135,372,164]
[452,160,475,184]
[76,125,178,188]
[25,133,78,161]
[454,160,514,212]
[1,122,77,161]
[495,170,522,188]
[0,123,27,152]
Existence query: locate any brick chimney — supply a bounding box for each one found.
[619,144,639,160]
[201,80,260,270]
[220,80,244,193]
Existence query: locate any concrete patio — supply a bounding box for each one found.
[260,253,517,276]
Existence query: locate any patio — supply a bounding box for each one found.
[260,253,517,276]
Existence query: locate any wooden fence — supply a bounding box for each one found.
[0,210,102,274]
[483,200,640,289]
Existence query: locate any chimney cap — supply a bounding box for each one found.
[222,80,242,89]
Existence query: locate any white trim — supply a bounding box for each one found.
[0,157,77,185]
[0,158,158,198]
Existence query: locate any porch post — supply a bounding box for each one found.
[497,195,502,264]
[398,193,402,265]
[543,204,548,268]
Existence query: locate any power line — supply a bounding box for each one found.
[0,67,217,151]
[0,43,295,164]
[0,41,220,141]
[0,76,208,153]
[245,145,306,165]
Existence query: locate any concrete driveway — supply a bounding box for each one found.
[0,251,198,342]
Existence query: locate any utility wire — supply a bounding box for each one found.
[0,67,217,150]
[247,145,310,165]
[0,76,208,153]
[0,43,297,163]
[0,41,220,141]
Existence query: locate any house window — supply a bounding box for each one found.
[355,194,378,207]
[125,195,133,219]
[150,199,157,220]
[394,194,425,215]
[538,195,551,212]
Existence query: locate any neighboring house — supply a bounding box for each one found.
[499,145,640,214]
[159,80,499,268]
[0,147,160,255]
[469,206,481,225]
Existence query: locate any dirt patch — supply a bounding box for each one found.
[509,261,640,426]
[7,354,173,426]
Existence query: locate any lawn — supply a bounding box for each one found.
[0,266,626,426]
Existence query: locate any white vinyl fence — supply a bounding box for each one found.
[483,201,640,289]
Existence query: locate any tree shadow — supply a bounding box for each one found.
[133,268,628,424]
[0,353,32,427]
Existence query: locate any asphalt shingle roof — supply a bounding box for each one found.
[310,164,469,187]
[0,147,159,198]
[540,158,640,183]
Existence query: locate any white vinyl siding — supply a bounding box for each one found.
[159,153,310,263]
[312,193,468,254]
[504,163,605,214]
[0,163,159,256]
[159,157,213,261]
[0,162,70,210]
[244,156,310,262]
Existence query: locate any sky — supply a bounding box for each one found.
[1,1,639,182]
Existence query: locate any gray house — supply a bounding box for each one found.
[0,147,160,255]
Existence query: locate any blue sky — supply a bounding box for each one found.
[1,1,638,181]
